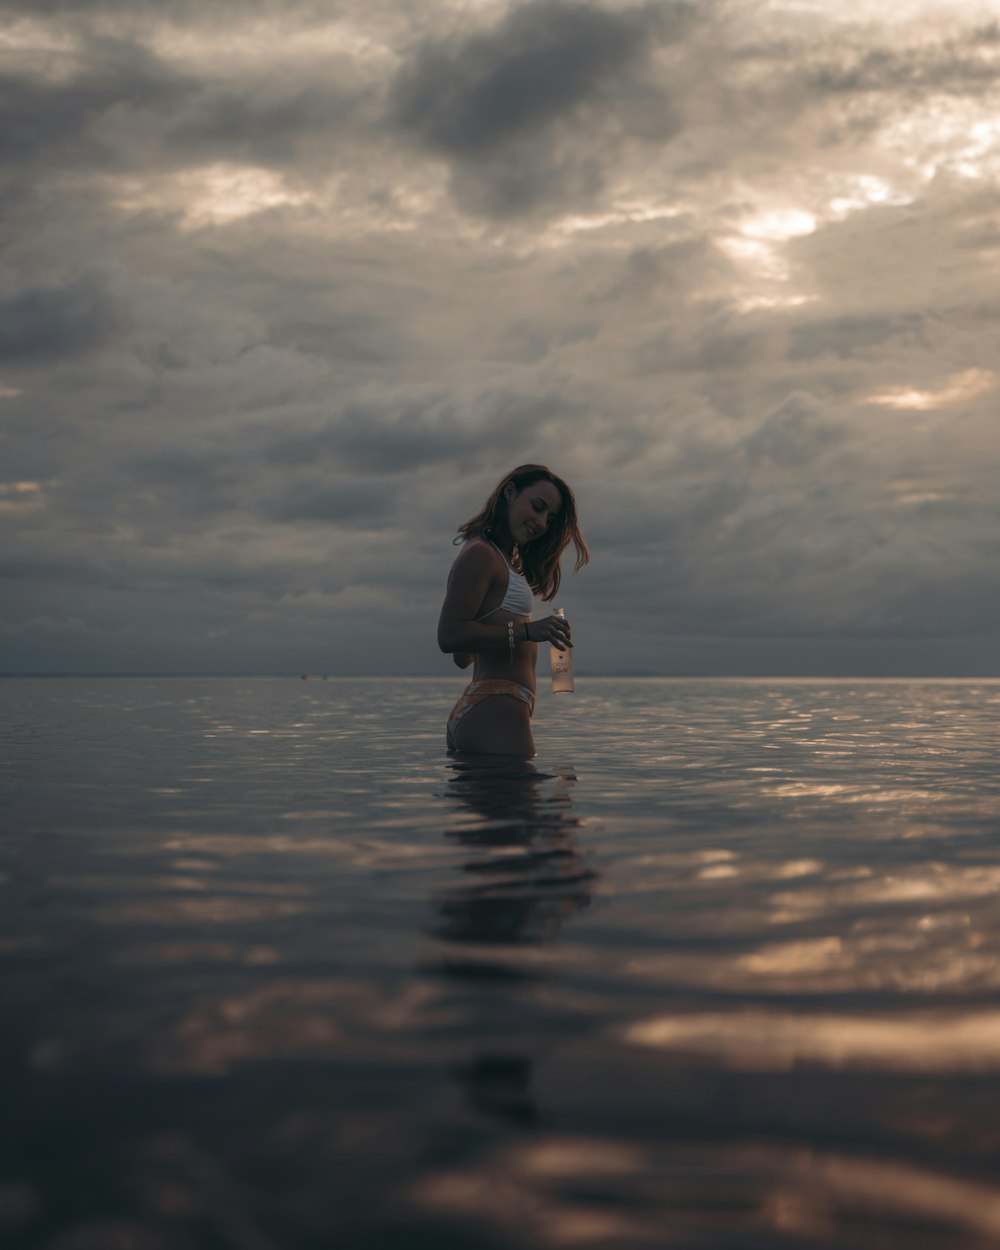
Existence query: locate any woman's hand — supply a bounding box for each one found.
[526,614,572,651]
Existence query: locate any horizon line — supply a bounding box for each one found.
[4,672,1000,681]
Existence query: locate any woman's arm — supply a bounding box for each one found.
[437,542,573,655]
[437,544,514,655]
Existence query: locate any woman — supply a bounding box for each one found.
[438,464,589,756]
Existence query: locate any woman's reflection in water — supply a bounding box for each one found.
[433,756,597,1126]
[437,757,595,945]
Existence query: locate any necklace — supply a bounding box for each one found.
[485,534,517,567]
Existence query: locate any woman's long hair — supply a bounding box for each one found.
[455,464,589,601]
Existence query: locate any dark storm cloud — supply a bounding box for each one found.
[393,2,649,155]
[0,9,377,190]
[621,393,1000,647]
[590,237,732,305]
[264,478,397,525]
[267,311,400,365]
[126,447,235,491]
[264,392,570,474]
[165,85,363,167]
[0,273,121,362]
[806,24,1000,98]
[0,402,85,479]
[40,425,253,539]
[0,39,183,168]
[788,313,925,362]
[743,394,845,469]
[0,553,104,586]
[389,0,690,217]
[635,322,760,374]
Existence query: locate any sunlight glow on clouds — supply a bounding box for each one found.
[828,175,916,219]
[764,0,1000,20]
[866,370,998,411]
[0,482,44,514]
[549,201,687,240]
[146,17,397,75]
[889,481,951,507]
[718,235,795,282]
[732,293,817,312]
[0,17,80,75]
[883,102,1000,183]
[740,209,818,242]
[719,207,818,286]
[113,164,313,229]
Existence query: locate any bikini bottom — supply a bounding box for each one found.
[446,679,535,752]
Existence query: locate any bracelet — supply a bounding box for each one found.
[507,619,515,663]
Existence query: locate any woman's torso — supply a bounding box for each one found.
[469,538,538,690]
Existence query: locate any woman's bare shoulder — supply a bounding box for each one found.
[451,537,501,571]
[447,538,503,595]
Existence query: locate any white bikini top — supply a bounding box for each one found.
[477,538,534,620]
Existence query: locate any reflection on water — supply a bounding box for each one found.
[3,676,1000,1248]
[434,757,594,946]
[408,1136,1000,1247]
[434,757,595,1129]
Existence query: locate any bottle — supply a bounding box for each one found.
[550,607,574,693]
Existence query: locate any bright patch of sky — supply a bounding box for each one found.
[866,369,997,411]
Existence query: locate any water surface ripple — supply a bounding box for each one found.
[3,676,1000,1249]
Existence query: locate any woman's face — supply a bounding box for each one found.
[505,479,563,546]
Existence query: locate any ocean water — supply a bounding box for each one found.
[3,675,1000,1250]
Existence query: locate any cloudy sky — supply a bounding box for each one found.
[2,0,999,675]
